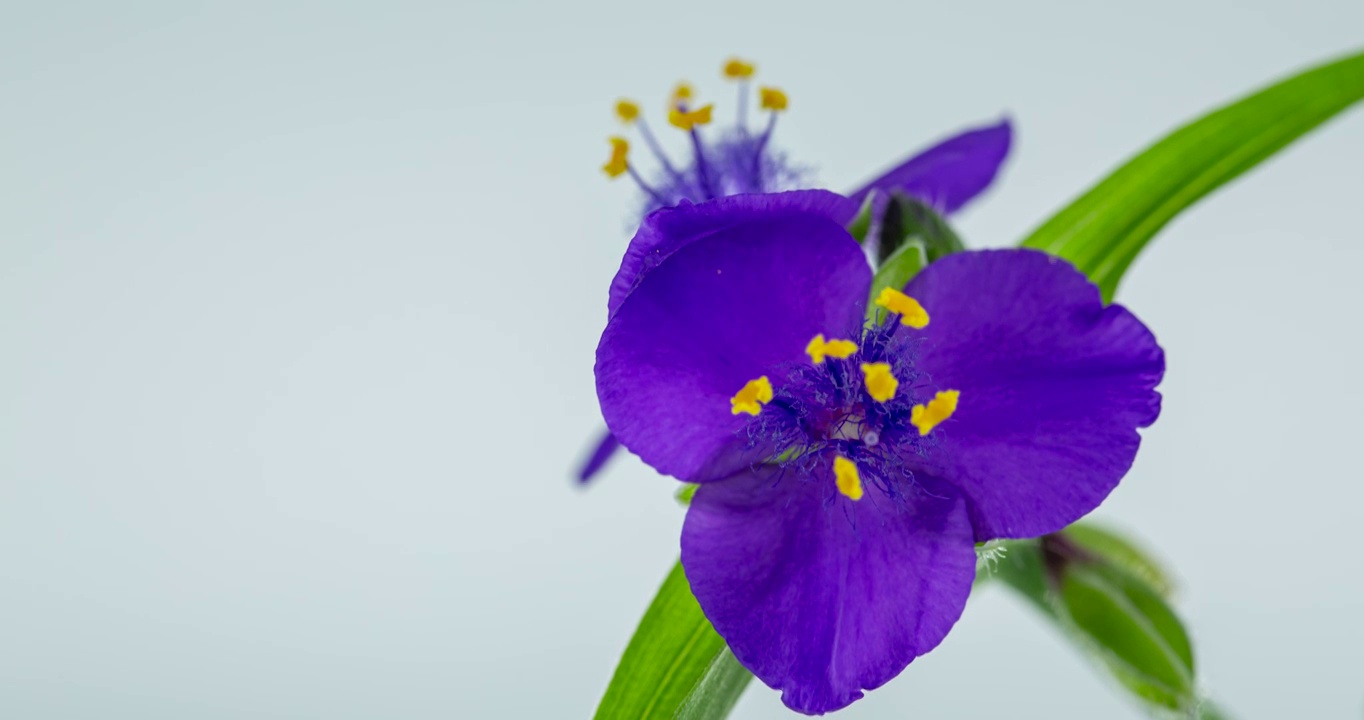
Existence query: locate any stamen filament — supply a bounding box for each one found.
[690,128,717,200]
[635,117,689,188]
[750,112,778,185]
[737,81,748,130]
[627,165,669,206]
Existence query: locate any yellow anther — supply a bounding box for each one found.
[911,390,960,436]
[601,136,630,178]
[671,81,694,106]
[805,334,858,364]
[874,287,930,328]
[615,99,640,123]
[860,363,899,403]
[833,456,863,501]
[668,104,713,131]
[723,58,756,79]
[729,376,773,416]
[759,86,788,112]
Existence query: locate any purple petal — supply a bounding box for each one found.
[903,249,1165,541]
[575,429,620,484]
[846,119,1012,216]
[596,195,870,482]
[606,190,859,318]
[682,461,976,714]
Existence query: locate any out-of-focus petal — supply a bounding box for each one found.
[575,429,620,484]
[846,118,1012,216]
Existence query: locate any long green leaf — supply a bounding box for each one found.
[1021,50,1364,300]
[593,561,750,719]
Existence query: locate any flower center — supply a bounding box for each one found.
[728,289,962,501]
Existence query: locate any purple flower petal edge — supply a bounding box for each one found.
[901,249,1165,540]
[846,118,1012,216]
[683,463,976,715]
[605,190,859,318]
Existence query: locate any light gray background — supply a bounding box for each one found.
[2,2,1361,718]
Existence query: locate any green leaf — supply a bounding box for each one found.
[676,648,752,720]
[593,561,750,719]
[1021,49,1364,301]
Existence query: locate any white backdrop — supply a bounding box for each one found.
[2,2,1361,718]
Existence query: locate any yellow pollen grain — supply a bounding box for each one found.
[833,456,863,501]
[759,86,788,112]
[601,136,629,178]
[874,287,929,328]
[911,390,960,436]
[615,99,640,123]
[723,58,756,79]
[860,363,899,403]
[671,81,694,105]
[729,375,773,416]
[668,104,714,131]
[805,334,858,364]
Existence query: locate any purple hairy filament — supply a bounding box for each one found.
[602,70,807,217]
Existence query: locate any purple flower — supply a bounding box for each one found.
[578,58,1012,483]
[594,190,1164,714]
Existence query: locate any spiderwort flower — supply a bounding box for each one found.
[578,57,1013,483]
[595,190,1164,714]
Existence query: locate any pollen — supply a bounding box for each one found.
[671,81,694,106]
[730,375,773,416]
[615,99,640,123]
[805,334,858,364]
[759,86,788,112]
[833,456,863,501]
[860,363,899,402]
[601,136,630,178]
[911,390,960,436]
[668,104,714,131]
[874,287,930,328]
[723,58,756,79]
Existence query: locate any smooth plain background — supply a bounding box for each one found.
[2,2,1361,718]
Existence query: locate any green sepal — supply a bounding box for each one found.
[846,192,877,245]
[991,530,1203,716]
[866,196,964,320]
[674,483,698,506]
